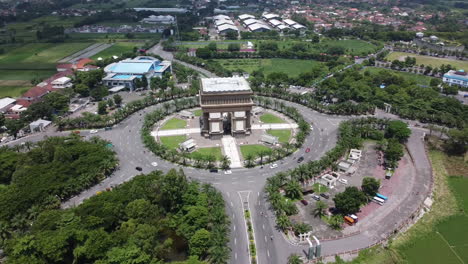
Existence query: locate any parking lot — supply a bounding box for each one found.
[292,141,399,238]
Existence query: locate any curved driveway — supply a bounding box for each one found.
[1,99,433,264]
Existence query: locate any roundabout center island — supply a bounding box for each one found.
[153,77,299,168]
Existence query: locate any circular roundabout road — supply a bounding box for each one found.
[4,98,432,264]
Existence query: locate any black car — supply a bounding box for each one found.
[320,193,330,199]
[297,156,304,163]
[135,166,142,171]
[209,168,218,173]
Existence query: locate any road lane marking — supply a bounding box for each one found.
[230,202,234,207]
[264,236,267,242]
[234,238,237,245]
[262,224,264,230]
[267,250,270,258]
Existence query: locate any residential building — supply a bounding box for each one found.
[141,15,175,24]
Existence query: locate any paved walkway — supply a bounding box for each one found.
[222,136,242,168]
[152,128,201,136]
[252,123,298,130]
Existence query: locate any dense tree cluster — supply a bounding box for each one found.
[0,136,117,241]
[2,169,230,264]
[315,68,468,127]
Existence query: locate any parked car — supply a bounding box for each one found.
[338,178,348,185]
[270,163,278,169]
[311,194,320,201]
[305,148,310,153]
[320,193,330,199]
[135,166,142,171]
[297,156,304,163]
[90,129,98,134]
[151,162,158,167]
[300,199,309,206]
[224,170,232,175]
[209,168,218,173]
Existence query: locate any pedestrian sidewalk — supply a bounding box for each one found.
[221,136,242,168]
[252,123,298,130]
[151,128,201,137]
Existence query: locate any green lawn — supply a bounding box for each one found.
[386,52,468,70]
[189,147,223,160]
[0,86,32,98]
[448,176,468,213]
[240,144,271,159]
[160,118,187,130]
[193,109,202,117]
[312,183,329,194]
[259,113,285,124]
[0,43,92,65]
[322,39,379,55]
[91,42,142,59]
[267,129,291,143]
[363,67,435,86]
[159,135,187,149]
[214,58,323,77]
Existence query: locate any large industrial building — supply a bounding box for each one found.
[199,77,254,138]
[103,56,172,91]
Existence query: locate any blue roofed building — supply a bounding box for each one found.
[443,69,468,88]
[103,56,172,91]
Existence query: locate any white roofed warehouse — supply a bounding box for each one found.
[199,77,254,138]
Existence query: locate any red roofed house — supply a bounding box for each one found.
[56,58,98,72]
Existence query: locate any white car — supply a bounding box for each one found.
[270,163,278,169]
[151,162,158,167]
[224,170,232,175]
[338,178,348,185]
[90,129,98,134]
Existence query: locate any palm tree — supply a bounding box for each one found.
[329,215,344,230]
[313,201,327,218]
[258,150,267,164]
[287,254,303,264]
[206,155,216,168]
[220,155,231,170]
[245,154,255,167]
[276,214,291,231]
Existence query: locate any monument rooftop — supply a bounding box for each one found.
[201,77,251,93]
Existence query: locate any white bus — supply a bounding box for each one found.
[372,196,385,205]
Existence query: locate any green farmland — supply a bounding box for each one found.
[0,86,31,98]
[215,58,323,77]
[0,42,91,66]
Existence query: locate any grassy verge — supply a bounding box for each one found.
[260,113,285,124]
[267,129,291,143]
[193,109,202,117]
[91,42,142,59]
[240,145,271,159]
[189,147,223,161]
[159,135,187,149]
[160,118,187,130]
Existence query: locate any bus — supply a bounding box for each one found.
[376,193,388,201]
[372,196,385,205]
[344,216,355,225]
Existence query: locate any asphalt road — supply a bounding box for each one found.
[1,45,433,263]
[2,99,432,263]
